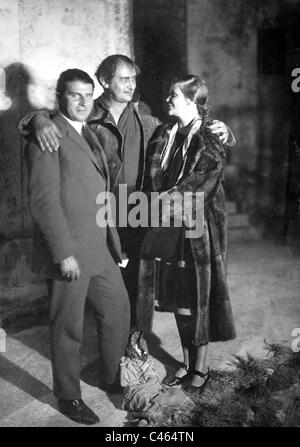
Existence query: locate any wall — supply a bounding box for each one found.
[133,0,295,235]
[0,0,133,302]
[187,0,294,234]
[187,0,260,213]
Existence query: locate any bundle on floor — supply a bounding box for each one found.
[120,329,187,415]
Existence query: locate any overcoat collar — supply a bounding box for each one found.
[154,120,206,184]
[90,94,142,125]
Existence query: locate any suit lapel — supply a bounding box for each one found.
[82,124,110,181]
[67,126,101,170]
[54,114,107,178]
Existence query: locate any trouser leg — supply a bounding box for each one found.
[118,226,145,327]
[87,250,130,385]
[120,255,139,326]
[48,277,89,400]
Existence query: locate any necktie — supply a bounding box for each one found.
[82,124,106,178]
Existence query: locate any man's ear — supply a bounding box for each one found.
[99,76,109,89]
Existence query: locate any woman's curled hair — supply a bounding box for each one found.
[172,75,210,125]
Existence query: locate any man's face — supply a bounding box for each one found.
[106,63,137,104]
[59,80,94,122]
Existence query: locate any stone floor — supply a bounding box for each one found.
[0,237,299,427]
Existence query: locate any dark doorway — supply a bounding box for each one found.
[286,47,300,250]
[132,0,187,120]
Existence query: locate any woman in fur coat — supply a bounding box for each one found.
[138,75,236,393]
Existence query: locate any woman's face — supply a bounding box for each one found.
[166,83,190,119]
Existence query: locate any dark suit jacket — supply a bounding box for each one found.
[25,113,123,279]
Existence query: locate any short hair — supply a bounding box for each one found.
[56,69,94,95]
[95,54,140,85]
[171,75,209,123]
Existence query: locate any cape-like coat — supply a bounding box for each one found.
[137,122,236,346]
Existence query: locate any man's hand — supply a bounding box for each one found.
[33,114,62,152]
[118,252,129,268]
[208,120,229,144]
[118,258,129,268]
[60,256,81,280]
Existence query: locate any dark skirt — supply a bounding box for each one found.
[154,238,197,314]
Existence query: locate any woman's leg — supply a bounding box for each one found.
[173,313,195,377]
[175,312,210,386]
[190,343,209,386]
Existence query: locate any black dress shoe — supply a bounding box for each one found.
[58,399,100,425]
[185,368,211,394]
[164,363,192,387]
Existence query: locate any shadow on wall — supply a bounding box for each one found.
[0,64,46,304]
[0,63,34,241]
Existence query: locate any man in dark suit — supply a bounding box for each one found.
[25,69,130,425]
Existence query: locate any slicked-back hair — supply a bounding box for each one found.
[56,69,94,96]
[95,54,140,86]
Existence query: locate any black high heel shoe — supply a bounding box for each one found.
[164,363,192,386]
[185,368,210,394]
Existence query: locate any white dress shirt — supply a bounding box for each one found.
[60,112,85,135]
